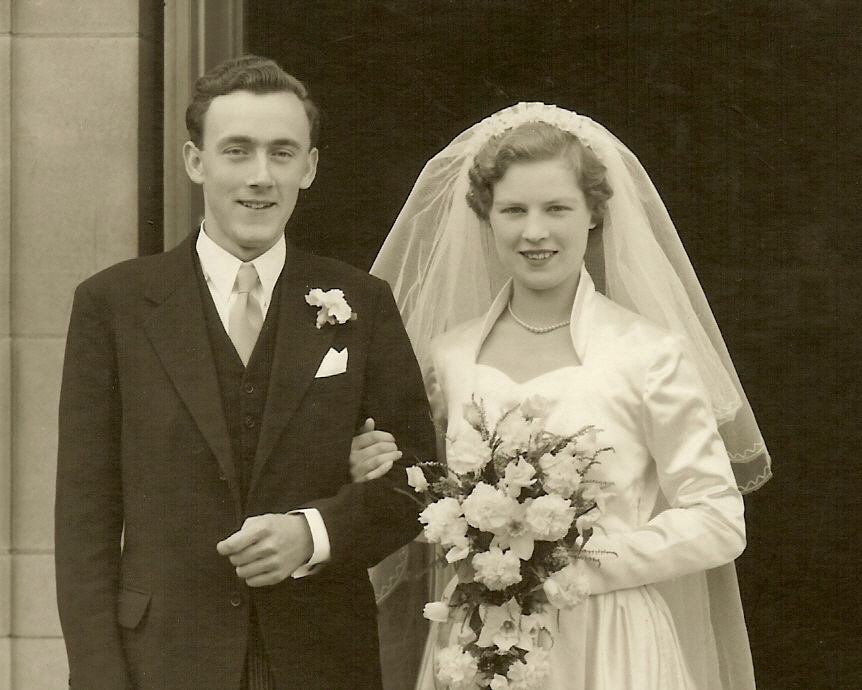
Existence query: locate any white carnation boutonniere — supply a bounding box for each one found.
[305,288,356,329]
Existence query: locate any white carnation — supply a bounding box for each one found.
[462,483,519,534]
[305,288,353,327]
[499,458,537,498]
[435,645,478,689]
[419,497,469,550]
[524,495,576,541]
[539,452,583,498]
[447,427,492,475]
[472,547,522,591]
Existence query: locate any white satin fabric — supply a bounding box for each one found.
[415,268,756,690]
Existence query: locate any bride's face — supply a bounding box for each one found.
[488,157,592,296]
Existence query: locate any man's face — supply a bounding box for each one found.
[183,90,318,260]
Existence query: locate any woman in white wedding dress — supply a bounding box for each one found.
[355,104,771,690]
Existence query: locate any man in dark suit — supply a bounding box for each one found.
[54,55,435,690]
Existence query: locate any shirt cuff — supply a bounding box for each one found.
[290,508,331,578]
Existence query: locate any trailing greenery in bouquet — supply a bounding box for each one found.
[404,394,613,690]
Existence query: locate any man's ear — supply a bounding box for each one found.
[183,141,205,185]
[299,147,319,190]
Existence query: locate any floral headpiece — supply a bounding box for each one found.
[466,102,599,157]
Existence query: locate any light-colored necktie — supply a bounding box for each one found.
[228,262,263,366]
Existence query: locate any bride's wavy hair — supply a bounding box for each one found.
[467,121,613,228]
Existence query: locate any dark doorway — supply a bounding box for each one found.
[247,2,862,688]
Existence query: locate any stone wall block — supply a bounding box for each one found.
[11,337,64,551]
[0,33,10,336]
[12,553,61,637]
[13,0,137,35]
[0,0,9,34]
[11,637,68,690]
[0,637,10,690]
[0,553,9,636]
[0,336,9,550]
[12,37,139,337]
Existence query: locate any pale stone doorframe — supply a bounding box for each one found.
[3,1,166,687]
[163,0,244,250]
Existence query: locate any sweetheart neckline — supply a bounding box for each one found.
[475,363,581,386]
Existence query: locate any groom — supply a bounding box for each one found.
[55,55,434,690]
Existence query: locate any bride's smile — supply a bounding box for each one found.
[520,249,557,261]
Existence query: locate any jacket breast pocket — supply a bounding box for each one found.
[117,587,151,630]
[309,369,354,393]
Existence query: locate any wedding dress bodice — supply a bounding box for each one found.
[415,270,754,690]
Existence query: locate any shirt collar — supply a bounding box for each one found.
[195,224,286,305]
[475,265,596,365]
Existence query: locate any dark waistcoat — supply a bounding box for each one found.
[196,263,284,689]
[196,263,284,508]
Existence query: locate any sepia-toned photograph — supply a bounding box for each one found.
[2,1,860,689]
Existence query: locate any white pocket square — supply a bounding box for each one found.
[314,347,348,378]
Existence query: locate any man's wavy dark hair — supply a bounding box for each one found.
[185,54,319,148]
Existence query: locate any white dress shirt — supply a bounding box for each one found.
[196,226,330,577]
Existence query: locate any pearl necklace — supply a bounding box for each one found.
[507,301,571,334]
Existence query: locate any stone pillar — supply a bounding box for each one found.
[5,1,153,687]
[1,0,12,686]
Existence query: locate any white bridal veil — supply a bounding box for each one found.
[369,103,769,689]
[372,102,770,492]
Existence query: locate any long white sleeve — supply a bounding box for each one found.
[585,334,746,595]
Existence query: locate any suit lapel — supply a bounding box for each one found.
[248,248,337,497]
[143,236,242,513]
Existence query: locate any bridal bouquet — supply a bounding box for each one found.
[406,395,612,690]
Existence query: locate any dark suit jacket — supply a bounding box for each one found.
[54,233,435,690]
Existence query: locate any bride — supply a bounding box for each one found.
[351,103,771,690]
